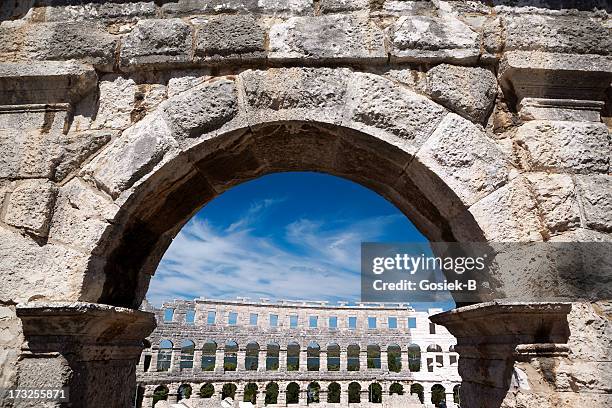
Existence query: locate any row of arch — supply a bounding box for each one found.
[154,340,455,373]
[151,382,460,407]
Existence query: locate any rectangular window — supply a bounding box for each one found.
[408,317,417,329]
[290,315,298,328]
[388,317,397,329]
[270,314,278,327]
[185,310,195,324]
[228,312,238,325]
[429,322,436,334]
[163,308,174,322]
[249,313,258,326]
[368,316,377,329]
[348,316,357,329]
[427,357,434,372]
[207,311,216,325]
[309,316,318,328]
[329,316,337,328]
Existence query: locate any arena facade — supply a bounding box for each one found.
[136,298,461,407]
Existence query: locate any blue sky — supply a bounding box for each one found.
[148,172,453,310]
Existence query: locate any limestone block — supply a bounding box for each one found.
[120,19,193,70]
[387,15,480,63]
[44,2,157,22]
[469,177,544,242]
[24,22,118,70]
[514,121,610,174]
[54,130,113,181]
[258,0,313,14]
[4,179,58,237]
[162,78,238,139]
[166,69,212,97]
[525,173,580,233]
[161,0,258,16]
[92,75,137,130]
[320,0,369,12]
[566,302,612,362]
[575,175,612,232]
[83,115,178,198]
[194,15,266,62]
[407,113,510,216]
[241,67,350,125]
[503,14,612,55]
[49,178,119,253]
[269,15,386,63]
[426,64,497,124]
[344,72,447,154]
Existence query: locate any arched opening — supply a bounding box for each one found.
[431,384,446,406]
[179,340,195,371]
[408,344,421,372]
[327,382,341,403]
[348,382,361,403]
[201,340,216,371]
[222,383,237,400]
[368,383,383,403]
[307,341,320,371]
[453,384,461,405]
[389,383,404,395]
[266,342,280,371]
[200,383,214,398]
[307,382,320,404]
[347,344,360,371]
[287,342,300,371]
[427,344,443,352]
[177,384,192,401]
[387,344,401,372]
[152,385,168,407]
[244,383,258,404]
[286,382,300,404]
[367,344,381,369]
[224,341,238,371]
[156,340,172,372]
[327,343,340,371]
[245,341,259,371]
[427,344,443,373]
[265,382,279,405]
[410,383,424,404]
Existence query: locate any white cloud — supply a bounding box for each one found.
[147,200,402,306]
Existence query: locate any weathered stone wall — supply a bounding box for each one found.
[136,299,460,407]
[0,1,610,407]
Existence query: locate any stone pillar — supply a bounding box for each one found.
[340,383,349,405]
[279,348,288,371]
[421,350,428,373]
[170,348,181,372]
[299,349,308,371]
[215,348,225,372]
[320,350,327,371]
[238,349,246,371]
[235,384,245,403]
[299,387,308,405]
[423,388,432,406]
[142,385,156,408]
[193,349,202,372]
[150,349,159,372]
[401,347,409,372]
[340,348,348,372]
[380,350,388,371]
[15,302,155,408]
[279,388,287,406]
[360,388,369,403]
[430,302,573,408]
[359,350,367,371]
[258,349,267,371]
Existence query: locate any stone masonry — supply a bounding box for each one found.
[0,1,610,407]
[137,299,460,407]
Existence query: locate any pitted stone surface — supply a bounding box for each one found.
[525,173,581,233]
[387,15,480,63]
[576,175,612,233]
[426,64,497,124]
[269,15,386,62]
[4,179,58,237]
[162,78,239,139]
[514,121,610,174]
[194,15,266,62]
[120,19,193,69]
[345,73,446,152]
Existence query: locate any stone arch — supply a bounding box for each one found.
[307,341,320,371]
[348,382,361,403]
[222,383,237,400]
[200,383,214,399]
[201,340,217,371]
[427,344,443,352]
[180,339,195,371]
[307,382,320,404]
[431,384,446,406]
[387,343,402,372]
[156,339,173,372]
[326,342,340,371]
[244,383,258,404]
[266,341,280,371]
[224,340,238,371]
[265,382,279,405]
[54,68,521,309]
[153,385,168,407]
[245,341,259,371]
[369,383,383,403]
[407,343,421,372]
[367,344,381,369]
[389,383,404,395]
[347,344,360,371]
[327,382,341,403]
[286,341,300,371]
[177,383,192,401]
[286,382,300,404]
[410,383,424,404]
